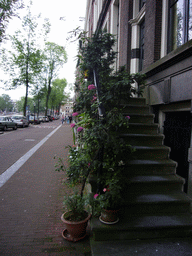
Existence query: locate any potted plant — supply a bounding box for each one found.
[92,173,123,224]
[54,154,91,242]
[61,191,91,242]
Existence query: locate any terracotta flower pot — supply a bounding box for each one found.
[61,211,91,242]
[99,209,119,224]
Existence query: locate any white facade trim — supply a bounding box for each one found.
[129,3,145,74]
[161,0,168,58]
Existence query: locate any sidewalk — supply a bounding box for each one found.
[0,123,91,256]
[1,122,192,256]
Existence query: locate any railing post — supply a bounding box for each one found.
[93,68,105,193]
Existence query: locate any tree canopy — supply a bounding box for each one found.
[42,42,67,115]
[49,78,68,114]
[0,94,14,112]
[0,3,50,115]
[0,0,24,43]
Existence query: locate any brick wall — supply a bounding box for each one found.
[144,0,162,68]
[119,0,133,71]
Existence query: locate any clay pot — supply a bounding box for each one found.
[61,211,91,242]
[99,209,119,224]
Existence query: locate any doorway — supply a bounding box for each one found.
[164,111,191,192]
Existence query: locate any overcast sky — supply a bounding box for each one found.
[0,0,87,100]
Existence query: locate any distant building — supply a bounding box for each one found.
[60,101,73,118]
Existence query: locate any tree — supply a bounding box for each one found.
[0,94,14,112]
[0,3,50,116]
[42,42,67,116]
[0,0,24,43]
[15,96,33,113]
[49,78,68,114]
[31,74,46,117]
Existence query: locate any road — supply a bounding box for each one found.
[0,120,91,255]
[0,121,60,176]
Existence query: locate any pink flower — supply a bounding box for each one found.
[72,112,79,117]
[70,123,76,128]
[126,116,130,120]
[77,126,83,132]
[88,84,96,90]
[103,188,107,192]
[88,162,91,167]
[94,193,99,199]
[92,96,97,101]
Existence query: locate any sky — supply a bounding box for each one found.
[0,0,87,101]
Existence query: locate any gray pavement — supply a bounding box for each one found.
[0,122,91,255]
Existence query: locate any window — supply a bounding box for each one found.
[139,20,145,71]
[139,0,146,10]
[130,1,145,73]
[168,0,192,52]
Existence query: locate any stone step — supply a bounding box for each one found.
[131,146,170,160]
[120,133,164,146]
[91,212,192,241]
[122,174,185,195]
[125,159,177,175]
[90,237,192,256]
[121,104,150,114]
[123,97,146,106]
[125,123,159,134]
[126,113,155,124]
[123,193,191,215]
[90,97,192,246]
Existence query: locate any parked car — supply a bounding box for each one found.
[44,116,49,122]
[38,116,49,123]
[0,116,17,131]
[38,116,44,123]
[11,115,29,128]
[29,115,40,124]
[47,115,53,121]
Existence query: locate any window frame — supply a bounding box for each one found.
[167,0,191,53]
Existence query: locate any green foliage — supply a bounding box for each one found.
[91,176,123,215]
[15,96,33,114]
[0,3,50,115]
[79,30,116,84]
[42,42,67,115]
[0,0,23,43]
[56,30,146,218]
[0,94,13,112]
[49,78,68,113]
[68,30,146,211]
[63,191,89,221]
[54,154,66,172]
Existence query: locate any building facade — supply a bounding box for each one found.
[60,101,73,119]
[84,0,192,195]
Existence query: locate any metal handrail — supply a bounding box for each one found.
[93,69,105,118]
[93,68,105,193]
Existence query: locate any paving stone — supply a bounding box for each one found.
[0,122,91,255]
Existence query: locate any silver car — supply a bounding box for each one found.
[11,115,29,128]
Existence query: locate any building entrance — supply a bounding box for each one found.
[164,111,191,193]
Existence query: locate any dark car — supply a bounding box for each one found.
[47,115,53,121]
[0,116,17,131]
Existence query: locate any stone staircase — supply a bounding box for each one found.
[90,97,192,243]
